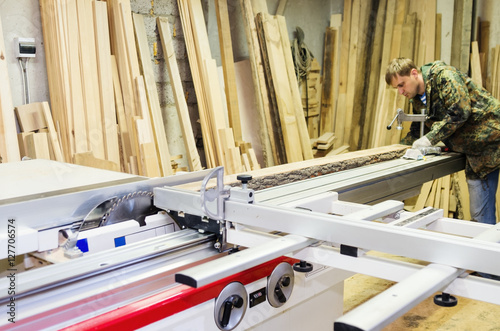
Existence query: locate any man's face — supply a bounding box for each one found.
[390,69,419,99]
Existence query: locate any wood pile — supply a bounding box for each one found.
[35,0,204,176]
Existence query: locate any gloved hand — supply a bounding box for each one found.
[412,136,431,149]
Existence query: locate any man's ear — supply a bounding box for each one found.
[410,68,419,78]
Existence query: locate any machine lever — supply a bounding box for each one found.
[221,295,244,327]
[274,276,291,303]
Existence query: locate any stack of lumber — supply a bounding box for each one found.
[177,0,260,174]
[405,172,470,221]
[16,102,64,163]
[38,0,202,176]
[238,0,313,167]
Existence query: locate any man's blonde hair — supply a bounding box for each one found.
[385,58,419,85]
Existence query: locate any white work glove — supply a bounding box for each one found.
[412,136,431,149]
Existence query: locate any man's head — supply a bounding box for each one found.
[385,58,424,99]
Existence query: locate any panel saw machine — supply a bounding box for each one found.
[1,150,500,331]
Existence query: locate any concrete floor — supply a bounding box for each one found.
[343,253,500,330]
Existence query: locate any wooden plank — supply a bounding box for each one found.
[203,58,233,169]
[239,0,275,167]
[18,132,31,159]
[276,15,313,160]
[111,55,130,171]
[0,13,21,162]
[479,20,490,87]
[333,0,352,149]
[455,170,471,220]
[93,0,121,168]
[320,27,339,135]
[133,13,173,176]
[74,151,120,172]
[65,0,88,155]
[350,0,373,150]
[441,175,451,216]
[435,13,442,60]
[275,0,287,16]
[254,12,287,164]
[361,0,387,150]
[157,17,202,171]
[342,0,360,149]
[450,0,473,73]
[15,103,47,133]
[258,13,303,163]
[140,142,161,178]
[76,0,104,159]
[470,41,483,87]
[40,102,64,162]
[108,0,139,167]
[421,0,436,63]
[317,132,334,145]
[178,0,217,168]
[215,0,243,143]
[26,132,51,160]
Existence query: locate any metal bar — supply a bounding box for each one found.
[0,229,214,300]
[175,235,316,288]
[228,228,500,306]
[224,200,500,276]
[334,264,463,331]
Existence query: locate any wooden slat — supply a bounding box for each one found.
[276,15,313,160]
[257,13,303,163]
[361,0,387,150]
[93,0,121,168]
[108,0,139,165]
[65,0,88,155]
[342,0,360,149]
[76,0,104,159]
[254,12,287,164]
[41,102,64,162]
[333,0,352,149]
[26,132,51,160]
[239,0,275,167]
[470,41,483,87]
[111,55,130,171]
[215,0,243,143]
[320,27,338,135]
[157,17,202,171]
[133,12,173,176]
[15,103,47,133]
[178,0,217,168]
[450,0,473,73]
[74,151,120,172]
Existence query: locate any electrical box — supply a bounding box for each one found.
[14,37,36,58]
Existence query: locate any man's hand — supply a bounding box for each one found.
[412,136,431,149]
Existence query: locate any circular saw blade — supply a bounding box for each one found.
[101,191,161,227]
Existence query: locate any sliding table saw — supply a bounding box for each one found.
[1,150,500,331]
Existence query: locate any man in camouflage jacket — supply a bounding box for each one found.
[386,58,500,224]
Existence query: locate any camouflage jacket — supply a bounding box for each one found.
[403,61,500,179]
